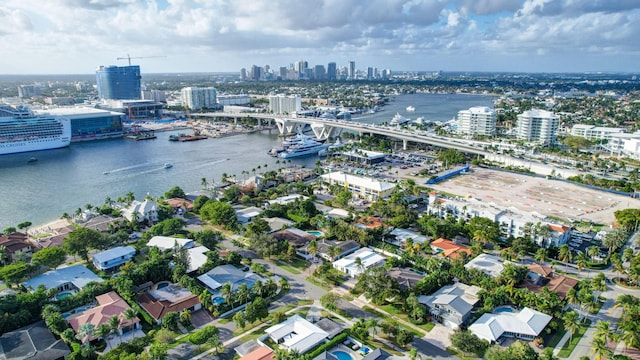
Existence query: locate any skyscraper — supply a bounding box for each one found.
[269,95,301,114]
[314,65,326,80]
[348,61,356,79]
[327,62,337,80]
[456,107,497,136]
[96,65,141,100]
[367,67,373,80]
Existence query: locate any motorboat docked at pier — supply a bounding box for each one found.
[0,104,71,155]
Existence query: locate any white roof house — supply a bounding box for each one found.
[197,264,263,295]
[22,265,103,292]
[147,236,195,251]
[332,248,386,278]
[265,315,328,354]
[236,206,263,224]
[464,253,506,278]
[469,307,552,343]
[267,194,308,206]
[186,246,209,273]
[388,228,430,246]
[320,171,395,201]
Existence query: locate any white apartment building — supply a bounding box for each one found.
[604,132,640,159]
[269,94,301,114]
[457,106,496,136]
[181,87,217,110]
[516,109,559,145]
[570,125,624,142]
[428,194,569,247]
[320,171,395,201]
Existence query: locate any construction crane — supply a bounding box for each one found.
[116,54,166,66]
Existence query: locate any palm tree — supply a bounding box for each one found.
[354,257,364,274]
[575,252,587,275]
[0,245,7,265]
[535,247,547,264]
[587,245,600,263]
[76,323,96,345]
[278,277,290,292]
[591,335,613,360]
[562,310,580,343]
[619,322,640,355]
[367,318,379,337]
[594,320,616,345]
[123,308,138,339]
[221,282,233,308]
[558,244,572,270]
[327,245,341,261]
[236,283,250,306]
[108,315,121,341]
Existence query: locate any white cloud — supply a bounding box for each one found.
[0,0,638,73]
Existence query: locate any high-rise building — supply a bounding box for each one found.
[279,67,287,80]
[314,65,326,80]
[269,94,301,114]
[516,109,559,145]
[456,107,497,137]
[18,84,42,99]
[141,90,166,103]
[327,62,337,80]
[181,87,217,110]
[96,65,141,100]
[240,68,247,80]
[348,61,356,79]
[367,67,373,80]
[251,65,262,81]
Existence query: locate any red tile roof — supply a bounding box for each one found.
[67,291,139,341]
[240,346,275,360]
[430,238,471,259]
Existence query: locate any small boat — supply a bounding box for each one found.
[163,163,173,169]
[27,157,38,163]
[406,106,416,112]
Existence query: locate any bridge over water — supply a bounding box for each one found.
[194,112,487,155]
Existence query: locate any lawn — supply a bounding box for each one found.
[557,320,591,358]
[446,346,479,360]
[306,276,332,291]
[379,304,434,333]
[276,261,301,274]
[362,305,426,337]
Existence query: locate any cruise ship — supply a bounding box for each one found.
[279,137,330,158]
[0,105,71,155]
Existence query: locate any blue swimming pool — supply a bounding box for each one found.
[307,231,324,237]
[494,306,516,314]
[332,351,354,360]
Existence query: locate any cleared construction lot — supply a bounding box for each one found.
[427,166,638,225]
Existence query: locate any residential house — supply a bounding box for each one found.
[522,263,578,300]
[165,197,193,211]
[0,321,71,360]
[147,236,208,273]
[317,240,360,261]
[264,315,328,354]
[332,248,386,278]
[236,206,264,224]
[272,228,315,256]
[464,253,506,278]
[22,264,103,293]
[385,228,430,248]
[198,264,263,303]
[122,199,158,223]
[266,194,308,207]
[418,282,481,329]
[386,267,425,291]
[363,349,392,360]
[92,246,136,271]
[67,291,140,341]
[262,217,295,233]
[429,238,471,260]
[469,307,552,343]
[0,232,33,263]
[239,346,275,360]
[136,283,202,324]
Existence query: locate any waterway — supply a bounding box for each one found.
[0,93,496,229]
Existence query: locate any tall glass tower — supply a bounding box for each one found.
[95,65,141,100]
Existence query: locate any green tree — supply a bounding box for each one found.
[164,186,186,199]
[450,329,488,357]
[233,311,246,329]
[161,312,179,331]
[320,292,340,312]
[563,136,593,152]
[63,227,103,260]
[563,310,580,343]
[200,200,238,229]
[31,247,66,269]
[591,335,613,360]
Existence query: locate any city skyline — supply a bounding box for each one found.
[0,0,639,75]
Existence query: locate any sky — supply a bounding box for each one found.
[0,0,639,75]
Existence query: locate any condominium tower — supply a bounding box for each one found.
[269,95,301,114]
[456,106,496,136]
[181,87,217,110]
[516,109,559,145]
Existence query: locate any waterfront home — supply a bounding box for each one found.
[67,291,140,341]
[264,315,328,354]
[0,232,33,264]
[136,282,201,325]
[0,321,70,360]
[418,282,481,329]
[332,248,386,278]
[164,197,193,211]
[469,307,552,343]
[22,264,103,293]
[92,246,136,271]
[122,199,158,223]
